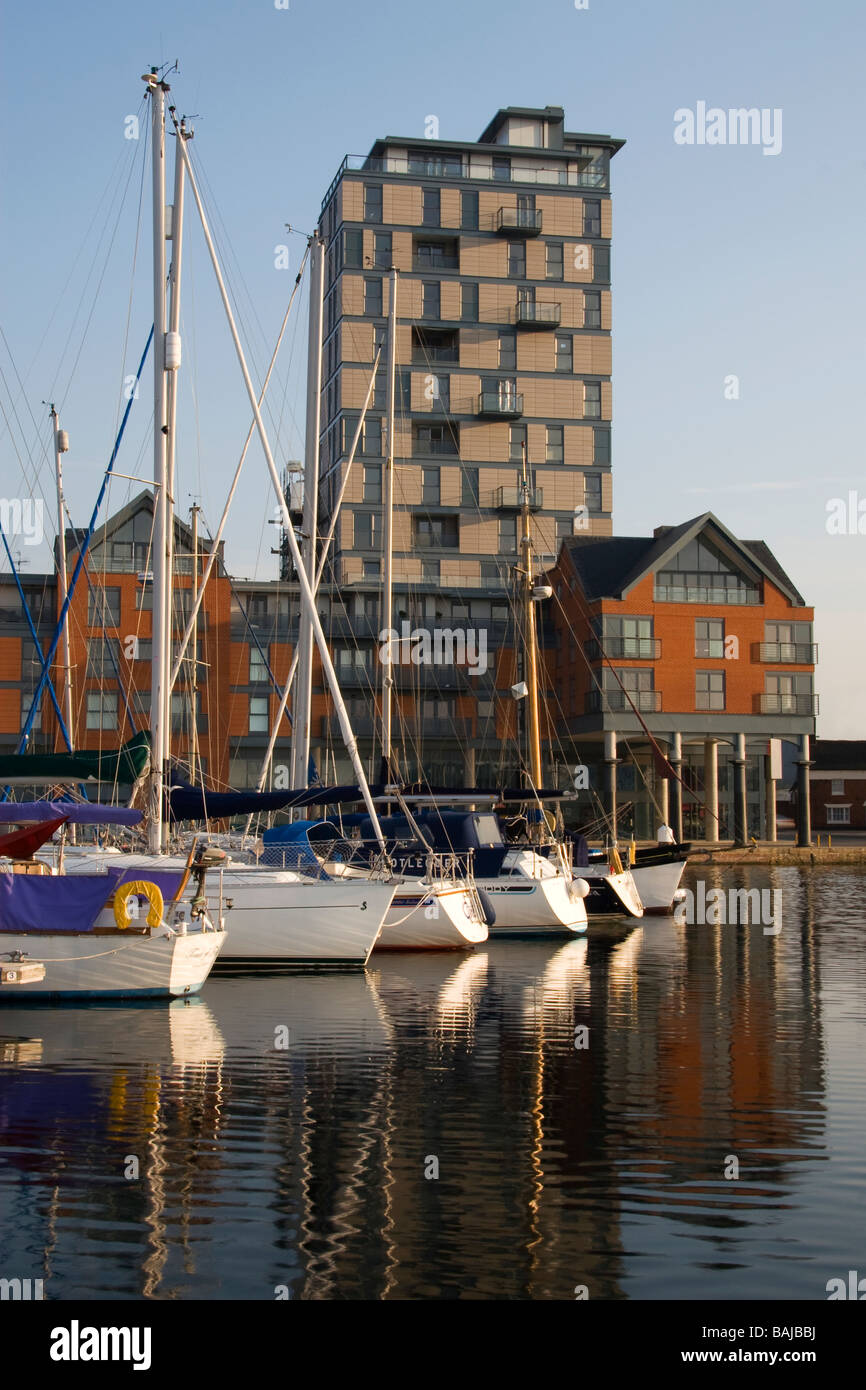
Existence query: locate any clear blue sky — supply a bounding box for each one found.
[1,0,863,735]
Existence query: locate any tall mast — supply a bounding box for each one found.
[50,406,74,751]
[144,67,169,853]
[290,230,325,792]
[381,266,397,779]
[520,441,543,794]
[164,112,189,752]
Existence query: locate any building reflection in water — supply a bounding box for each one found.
[0,870,831,1300]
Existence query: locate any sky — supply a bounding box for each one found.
[0,0,863,736]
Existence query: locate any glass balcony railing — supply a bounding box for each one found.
[759,694,819,716]
[496,207,543,235]
[515,301,560,328]
[478,391,523,418]
[494,486,542,510]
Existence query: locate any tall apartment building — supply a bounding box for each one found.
[312,106,625,783]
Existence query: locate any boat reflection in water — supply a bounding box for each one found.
[0,867,841,1300]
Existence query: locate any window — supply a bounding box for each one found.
[593,245,611,283]
[415,515,458,548]
[422,557,440,582]
[696,670,725,711]
[408,149,462,178]
[510,423,527,462]
[461,282,478,321]
[461,190,478,230]
[363,465,382,503]
[831,778,845,796]
[249,696,269,734]
[415,238,457,269]
[546,241,564,280]
[364,184,382,222]
[556,516,573,541]
[86,690,118,731]
[88,587,121,628]
[373,232,392,268]
[764,672,814,713]
[354,512,380,549]
[555,335,573,373]
[583,199,601,236]
[507,241,525,278]
[422,280,440,319]
[584,290,601,329]
[827,805,850,825]
[499,516,517,553]
[344,228,363,267]
[499,330,517,370]
[250,645,268,684]
[584,381,601,418]
[364,277,382,315]
[363,559,380,580]
[374,323,387,354]
[492,156,511,182]
[361,417,382,456]
[422,188,440,227]
[546,425,564,463]
[462,467,479,506]
[413,421,459,455]
[695,619,724,659]
[656,536,762,605]
[136,582,153,611]
[585,473,602,512]
[606,617,654,658]
[422,467,440,505]
[594,427,611,465]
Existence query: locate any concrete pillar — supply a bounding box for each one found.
[796,733,811,847]
[603,729,617,845]
[732,732,748,847]
[703,737,720,842]
[669,731,683,842]
[764,754,777,843]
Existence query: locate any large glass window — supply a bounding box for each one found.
[461,282,478,321]
[555,335,573,373]
[363,184,382,222]
[88,586,121,628]
[364,277,382,315]
[422,188,440,227]
[86,690,118,731]
[461,190,478,230]
[546,241,563,280]
[656,536,762,604]
[695,619,724,658]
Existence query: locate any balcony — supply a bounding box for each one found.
[758,694,820,716]
[759,642,818,664]
[496,207,543,235]
[412,254,459,272]
[591,637,661,660]
[514,301,561,329]
[495,486,543,510]
[478,391,523,419]
[587,689,662,714]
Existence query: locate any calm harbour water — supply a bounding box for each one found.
[0,864,863,1301]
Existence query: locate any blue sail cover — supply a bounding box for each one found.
[0,803,142,826]
[260,821,338,877]
[0,869,126,934]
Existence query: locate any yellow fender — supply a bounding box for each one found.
[113,880,164,930]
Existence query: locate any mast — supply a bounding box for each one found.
[164,112,189,751]
[519,441,543,794]
[290,230,325,792]
[144,67,170,853]
[50,406,74,751]
[171,116,388,850]
[381,266,397,780]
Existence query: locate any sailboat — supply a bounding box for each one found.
[0,804,225,1000]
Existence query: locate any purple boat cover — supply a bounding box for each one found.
[0,803,142,827]
[0,869,126,934]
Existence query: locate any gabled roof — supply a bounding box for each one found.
[811,740,866,771]
[60,490,224,571]
[560,513,807,606]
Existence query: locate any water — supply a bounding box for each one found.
[0,864,863,1301]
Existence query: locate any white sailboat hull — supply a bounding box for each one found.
[630,858,688,913]
[0,927,225,1001]
[58,851,395,968]
[482,873,588,935]
[376,884,488,951]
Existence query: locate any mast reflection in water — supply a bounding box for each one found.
[0,865,863,1301]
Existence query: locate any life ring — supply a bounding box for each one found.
[113,880,164,930]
